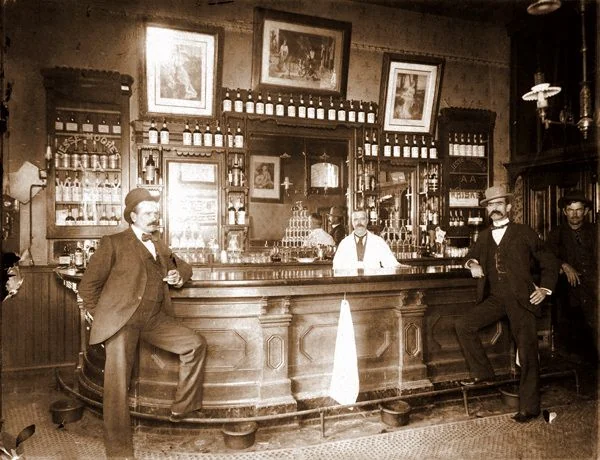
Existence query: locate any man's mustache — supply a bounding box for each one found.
[490,211,502,216]
[149,221,160,226]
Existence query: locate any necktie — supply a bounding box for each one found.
[492,222,509,230]
[356,235,365,261]
[141,232,154,242]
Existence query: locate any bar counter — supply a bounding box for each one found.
[57,262,512,419]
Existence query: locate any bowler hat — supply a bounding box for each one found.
[123,188,159,224]
[480,185,513,206]
[558,190,592,209]
[328,206,344,217]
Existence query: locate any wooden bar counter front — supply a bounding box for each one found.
[69,263,511,419]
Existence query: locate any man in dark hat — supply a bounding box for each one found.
[79,188,207,459]
[455,185,558,423]
[327,206,347,246]
[546,190,598,361]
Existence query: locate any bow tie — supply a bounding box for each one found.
[141,232,156,242]
[492,223,509,230]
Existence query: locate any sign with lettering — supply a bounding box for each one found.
[449,190,481,207]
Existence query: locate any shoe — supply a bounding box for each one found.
[459,377,494,386]
[169,409,205,423]
[512,411,540,423]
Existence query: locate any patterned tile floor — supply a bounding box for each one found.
[2,356,597,459]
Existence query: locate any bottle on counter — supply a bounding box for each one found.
[74,242,85,270]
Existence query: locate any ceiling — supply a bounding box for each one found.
[350,0,549,25]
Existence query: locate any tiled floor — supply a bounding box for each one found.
[1,353,597,459]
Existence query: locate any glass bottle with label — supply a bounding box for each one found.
[364,130,371,157]
[55,172,63,202]
[182,121,192,146]
[74,242,85,269]
[297,95,306,118]
[255,93,265,115]
[193,121,202,146]
[392,134,401,158]
[236,199,246,225]
[367,102,376,124]
[411,135,419,158]
[383,133,391,157]
[337,100,346,122]
[203,123,213,147]
[226,124,234,148]
[214,121,224,147]
[234,89,244,113]
[222,90,232,112]
[307,95,316,119]
[234,123,244,149]
[145,154,156,184]
[245,90,255,114]
[160,119,169,144]
[429,138,438,159]
[76,206,85,225]
[55,113,64,131]
[265,93,274,116]
[72,171,82,202]
[82,115,94,133]
[275,93,285,116]
[448,133,454,156]
[66,113,78,132]
[316,97,325,120]
[402,135,410,158]
[347,100,356,123]
[357,101,366,124]
[371,129,379,157]
[65,207,76,225]
[228,199,236,225]
[327,97,336,121]
[420,135,428,159]
[148,119,159,144]
[287,95,296,117]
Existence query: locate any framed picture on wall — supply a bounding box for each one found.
[143,24,223,118]
[250,155,281,202]
[251,8,352,98]
[379,53,444,135]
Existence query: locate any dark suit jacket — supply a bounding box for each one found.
[78,227,192,345]
[330,224,346,246]
[466,223,558,316]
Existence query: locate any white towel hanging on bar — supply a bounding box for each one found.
[329,298,359,405]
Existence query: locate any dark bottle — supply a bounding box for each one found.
[144,154,156,184]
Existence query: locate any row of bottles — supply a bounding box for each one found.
[55,171,121,204]
[447,132,487,157]
[60,204,121,226]
[227,154,245,187]
[226,195,246,225]
[356,162,377,192]
[54,138,121,170]
[363,131,438,159]
[419,164,440,193]
[54,111,121,135]
[222,88,378,124]
[147,119,244,149]
[58,240,100,270]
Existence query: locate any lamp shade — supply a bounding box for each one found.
[527,0,561,15]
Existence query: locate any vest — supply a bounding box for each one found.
[485,233,509,295]
[141,249,165,303]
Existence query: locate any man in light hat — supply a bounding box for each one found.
[327,206,347,245]
[455,184,558,423]
[546,190,597,361]
[79,188,207,458]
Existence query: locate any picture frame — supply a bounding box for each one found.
[379,53,444,135]
[143,24,223,118]
[251,8,352,98]
[250,155,281,202]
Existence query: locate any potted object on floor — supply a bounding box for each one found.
[379,400,411,427]
[222,422,258,449]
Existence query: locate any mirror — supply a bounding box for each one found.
[377,163,417,233]
[248,133,349,245]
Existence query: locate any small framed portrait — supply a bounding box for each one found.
[251,8,352,98]
[250,154,281,202]
[379,53,444,134]
[143,24,223,118]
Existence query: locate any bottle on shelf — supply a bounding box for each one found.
[357,163,364,191]
[453,133,460,157]
[111,173,121,203]
[99,205,109,226]
[298,95,306,118]
[245,90,255,114]
[287,94,296,118]
[70,148,80,170]
[112,117,121,135]
[448,133,455,156]
[316,96,325,120]
[65,206,76,225]
[370,129,379,157]
[203,122,213,147]
[347,100,356,123]
[231,156,242,187]
[420,135,428,159]
[383,133,392,157]
[234,89,244,113]
[98,117,109,134]
[222,89,232,112]
[465,133,473,157]
[357,101,366,124]
[327,96,336,121]
[367,102,376,124]
[148,119,159,144]
[74,242,85,269]
[82,114,94,133]
[364,130,371,157]
[66,113,78,132]
[410,135,419,159]
[160,119,169,144]
[87,201,95,224]
[182,120,193,146]
[255,92,265,115]
[62,172,72,202]
[103,173,112,203]
[265,93,274,116]
[429,165,439,192]
[234,122,244,149]
[226,123,234,148]
[236,199,246,225]
[429,138,438,159]
[227,199,236,225]
[108,149,119,169]
[72,171,82,202]
[402,135,411,158]
[307,95,316,119]
[144,153,156,184]
[110,207,120,225]
[76,206,85,225]
[393,134,401,158]
[99,148,109,170]
[214,121,224,147]
[458,133,466,156]
[55,113,64,131]
[55,172,63,202]
[337,99,346,122]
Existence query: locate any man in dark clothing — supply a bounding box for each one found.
[455,185,559,423]
[327,206,347,246]
[79,188,207,459]
[546,190,598,361]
